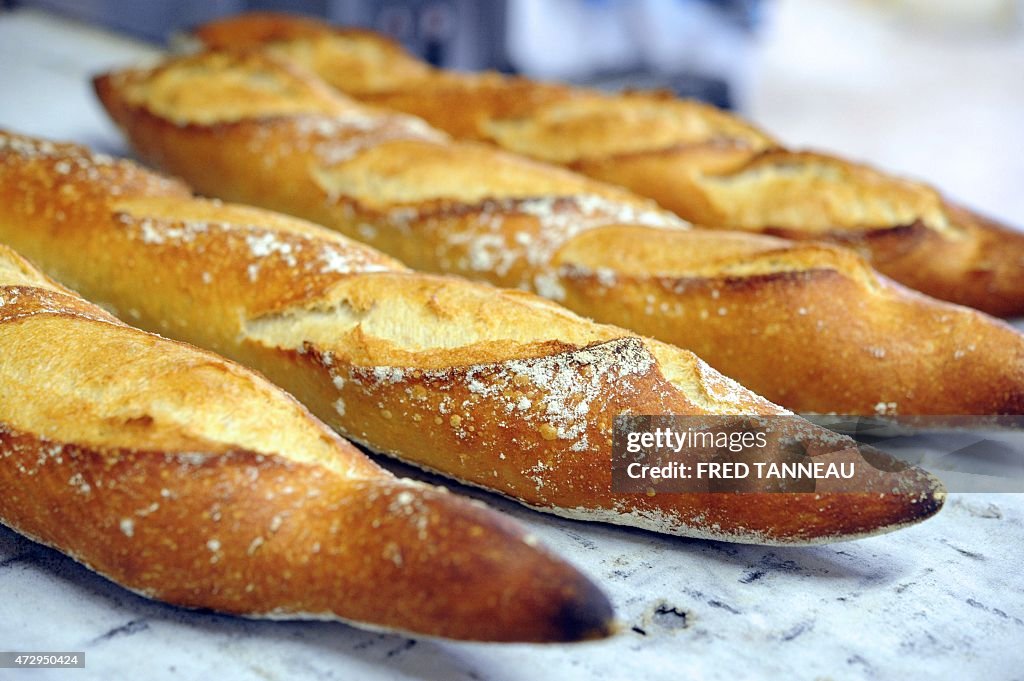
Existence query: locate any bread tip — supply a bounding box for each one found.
[854,452,948,540]
[91,71,112,105]
[839,465,947,543]
[548,575,617,643]
[917,471,947,519]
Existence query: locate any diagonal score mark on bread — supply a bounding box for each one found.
[480,94,775,165]
[693,151,960,237]
[185,12,1024,318]
[93,51,1024,416]
[0,129,945,544]
[1,282,365,472]
[0,241,622,642]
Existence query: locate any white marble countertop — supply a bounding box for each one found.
[1,7,1022,681]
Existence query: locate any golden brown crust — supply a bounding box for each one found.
[191,11,351,49]
[0,243,615,642]
[192,13,1024,317]
[0,129,946,544]
[93,53,1024,418]
[577,147,1024,318]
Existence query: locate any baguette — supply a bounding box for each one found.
[0,243,615,642]
[0,130,944,544]
[94,52,1024,417]
[188,12,1024,318]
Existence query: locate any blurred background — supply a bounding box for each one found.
[1,0,1022,224]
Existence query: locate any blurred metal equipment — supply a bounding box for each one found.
[10,0,249,42]
[8,0,513,71]
[8,0,765,107]
[330,0,511,70]
[506,0,765,109]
